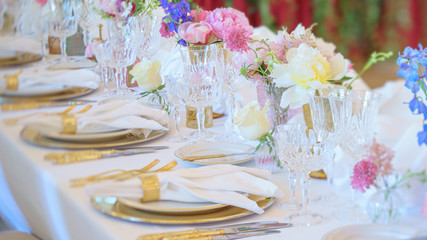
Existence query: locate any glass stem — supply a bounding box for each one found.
[196,107,206,139]
[173,103,181,138]
[40,36,47,64]
[289,170,298,203]
[60,36,67,63]
[120,67,128,93]
[227,93,236,132]
[100,65,108,93]
[301,172,311,214]
[115,68,121,95]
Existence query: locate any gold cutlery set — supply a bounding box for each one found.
[138,221,292,240]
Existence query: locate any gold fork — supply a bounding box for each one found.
[116,160,178,181]
[3,104,92,125]
[70,159,172,187]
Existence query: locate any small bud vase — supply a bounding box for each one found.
[367,188,403,223]
[254,141,282,173]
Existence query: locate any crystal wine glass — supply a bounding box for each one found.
[132,14,162,60]
[276,125,335,226]
[47,0,78,64]
[164,74,187,143]
[177,45,222,141]
[328,89,382,221]
[179,44,221,140]
[307,88,346,206]
[214,47,244,141]
[106,17,138,95]
[93,41,114,97]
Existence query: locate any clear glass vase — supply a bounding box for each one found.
[367,188,403,223]
[254,141,282,173]
[256,77,290,129]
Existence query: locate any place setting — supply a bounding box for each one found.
[17,100,170,150]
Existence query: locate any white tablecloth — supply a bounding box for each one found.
[0,36,426,240]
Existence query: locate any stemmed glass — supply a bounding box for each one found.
[214,47,244,141]
[177,45,222,141]
[164,74,187,143]
[30,2,50,64]
[132,14,162,60]
[106,17,138,95]
[276,125,335,226]
[328,89,382,221]
[307,88,346,206]
[47,0,78,64]
[93,41,114,97]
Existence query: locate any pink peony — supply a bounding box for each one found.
[205,8,253,52]
[190,9,210,22]
[351,160,379,193]
[421,192,427,220]
[178,21,215,45]
[35,0,47,6]
[160,21,175,38]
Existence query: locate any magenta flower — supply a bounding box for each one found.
[205,8,253,52]
[160,21,175,38]
[421,192,427,220]
[351,160,379,193]
[35,0,47,7]
[190,9,210,22]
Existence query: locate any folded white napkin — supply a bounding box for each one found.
[23,100,169,134]
[1,68,100,92]
[86,164,284,214]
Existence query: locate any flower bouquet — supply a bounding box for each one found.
[351,139,427,223]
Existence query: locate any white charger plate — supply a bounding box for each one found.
[174,141,255,165]
[119,198,228,215]
[322,224,420,240]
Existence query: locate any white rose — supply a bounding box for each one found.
[234,101,272,141]
[129,59,162,92]
[329,53,350,80]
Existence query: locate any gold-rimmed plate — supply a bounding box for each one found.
[20,125,168,149]
[0,86,96,101]
[0,52,42,67]
[174,141,255,165]
[91,194,275,224]
[118,198,228,215]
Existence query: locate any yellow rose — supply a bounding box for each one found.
[234,101,272,141]
[129,59,162,92]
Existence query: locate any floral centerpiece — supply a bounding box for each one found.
[96,0,159,20]
[397,44,427,146]
[351,138,427,223]
[158,0,253,52]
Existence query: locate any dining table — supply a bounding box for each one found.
[0,33,426,240]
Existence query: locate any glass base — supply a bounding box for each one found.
[214,132,243,142]
[167,135,188,143]
[333,206,369,222]
[285,211,325,226]
[279,200,302,212]
[187,129,216,139]
[312,194,347,207]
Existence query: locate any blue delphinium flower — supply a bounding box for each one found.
[398,44,427,145]
[159,0,193,46]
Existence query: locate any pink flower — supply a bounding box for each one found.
[160,21,175,38]
[351,160,379,193]
[35,0,47,7]
[85,41,100,60]
[178,21,215,45]
[205,8,253,52]
[421,192,427,220]
[366,138,394,176]
[190,9,210,22]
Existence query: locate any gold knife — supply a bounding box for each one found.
[1,100,95,111]
[182,151,254,161]
[45,146,168,164]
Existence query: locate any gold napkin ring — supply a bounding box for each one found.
[61,114,77,134]
[141,175,160,202]
[5,71,21,91]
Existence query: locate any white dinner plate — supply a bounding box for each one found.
[27,122,145,143]
[0,50,17,60]
[174,141,255,165]
[322,224,420,240]
[119,198,228,215]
